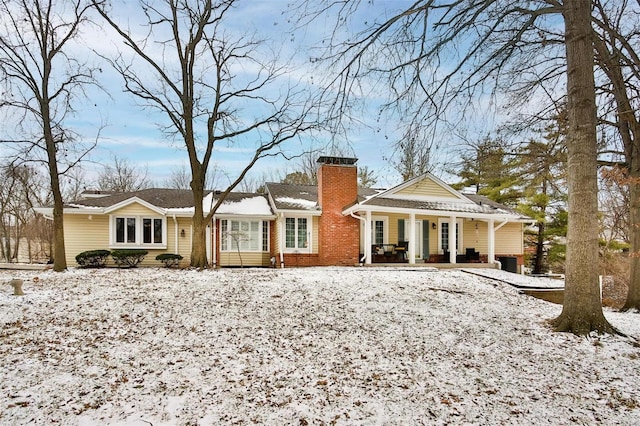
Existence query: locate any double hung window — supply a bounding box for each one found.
[285,217,308,250]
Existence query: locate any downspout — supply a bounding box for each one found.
[350,212,367,264]
[212,218,217,268]
[279,213,285,268]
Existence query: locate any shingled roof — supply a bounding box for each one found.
[265,183,381,212]
[67,188,206,209]
[66,188,272,212]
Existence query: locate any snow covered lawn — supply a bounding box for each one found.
[1,267,639,425]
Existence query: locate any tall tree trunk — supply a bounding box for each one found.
[43,108,67,272]
[593,19,640,310]
[624,161,640,310]
[190,169,209,268]
[551,0,614,334]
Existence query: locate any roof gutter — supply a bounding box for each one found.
[349,212,367,263]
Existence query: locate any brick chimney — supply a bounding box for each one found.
[317,156,360,266]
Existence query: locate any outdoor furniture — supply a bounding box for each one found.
[466,248,480,262]
[395,241,408,260]
[371,243,408,263]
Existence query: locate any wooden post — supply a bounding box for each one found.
[10,279,24,296]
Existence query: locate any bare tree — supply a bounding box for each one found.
[96,155,151,192]
[165,164,221,190]
[591,0,640,311]
[299,0,614,334]
[549,0,614,334]
[0,0,101,271]
[94,0,319,267]
[0,162,52,262]
[357,165,377,188]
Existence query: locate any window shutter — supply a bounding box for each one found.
[422,220,430,259]
[398,219,405,243]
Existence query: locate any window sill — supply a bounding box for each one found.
[109,244,167,250]
[220,250,269,253]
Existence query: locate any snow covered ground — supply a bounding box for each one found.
[1,267,639,425]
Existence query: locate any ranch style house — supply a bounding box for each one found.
[35,156,533,270]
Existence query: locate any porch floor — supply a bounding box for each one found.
[365,262,497,269]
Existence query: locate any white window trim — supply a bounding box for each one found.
[283,215,312,253]
[109,215,168,249]
[220,219,270,253]
[370,215,389,245]
[438,218,463,253]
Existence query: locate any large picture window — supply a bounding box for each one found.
[112,216,165,247]
[285,217,308,250]
[220,220,269,252]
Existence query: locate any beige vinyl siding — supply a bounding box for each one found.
[174,217,192,257]
[396,178,459,199]
[462,220,489,254]
[110,203,161,216]
[219,251,271,267]
[495,222,524,255]
[63,214,110,266]
[312,216,319,253]
[64,211,194,267]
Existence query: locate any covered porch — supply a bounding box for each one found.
[348,207,530,269]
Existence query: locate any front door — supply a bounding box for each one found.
[406,220,423,260]
[414,220,423,260]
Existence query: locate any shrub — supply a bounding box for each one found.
[75,250,111,268]
[110,249,148,268]
[156,253,183,268]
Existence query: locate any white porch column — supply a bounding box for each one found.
[408,213,416,264]
[488,219,495,264]
[212,220,217,267]
[449,215,457,263]
[279,213,285,268]
[206,224,212,264]
[364,210,372,265]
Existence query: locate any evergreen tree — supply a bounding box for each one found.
[453,137,521,206]
[517,115,568,274]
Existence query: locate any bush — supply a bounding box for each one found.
[75,250,111,268]
[110,249,148,268]
[156,253,183,268]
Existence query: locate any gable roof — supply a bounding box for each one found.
[344,173,532,222]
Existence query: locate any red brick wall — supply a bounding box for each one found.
[280,253,320,267]
[317,163,360,266]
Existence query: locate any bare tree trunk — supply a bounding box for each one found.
[551,0,614,334]
[624,164,640,309]
[591,3,640,310]
[43,88,67,271]
[190,192,209,268]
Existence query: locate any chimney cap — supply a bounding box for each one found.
[316,156,358,165]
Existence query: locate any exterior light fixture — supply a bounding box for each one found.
[180,229,186,238]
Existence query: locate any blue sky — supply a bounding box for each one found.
[1,1,494,190]
[77,0,419,189]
